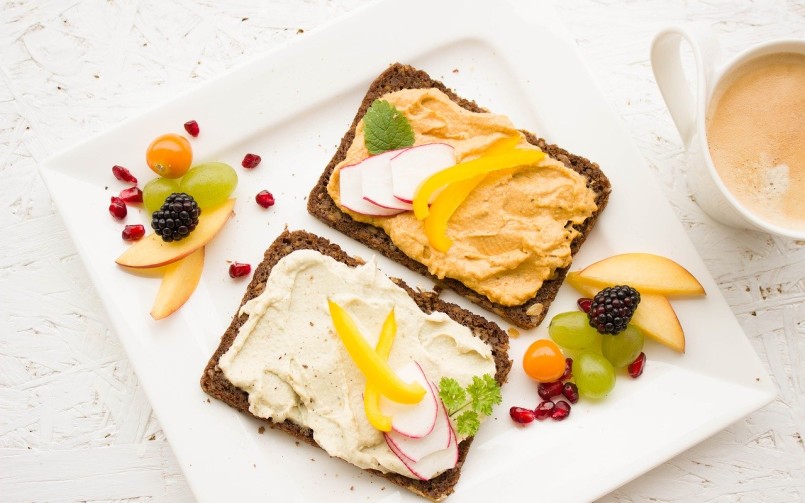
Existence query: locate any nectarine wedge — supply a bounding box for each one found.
[150,247,204,320]
[566,272,685,353]
[575,253,704,296]
[116,198,235,269]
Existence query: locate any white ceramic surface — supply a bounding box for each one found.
[651,27,805,239]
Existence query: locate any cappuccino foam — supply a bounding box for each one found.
[706,52,805,233]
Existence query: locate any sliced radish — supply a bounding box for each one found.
[379,362,438,438]
[386,416,459,480]
[390,143,456,203]
[338,155,405,216]
[360,149,413,211]
[386,394,451,462]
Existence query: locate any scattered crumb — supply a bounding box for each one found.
[295,441,300,446]
[309,321,314,327]
[381,487,385,491]
[242,17,248,21]
[104,433,110,438]
[258,426,265,434]
[206,398,210,403]
[148,434,156,441]
[311,458,315,462]
[350,486,354,491]
[253,464,256,468]
[297,28,304,34]
[507,327,521,338]
[452,68,459,73]
[104,186,108,190]
[756,377,760,382]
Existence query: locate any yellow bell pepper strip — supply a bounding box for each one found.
[328,300,426,404]
[412,148,545,220]
[420,135,525,252]
[363,309,396,431]
[423,174,487,252]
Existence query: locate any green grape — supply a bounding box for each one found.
[574,352,615,399]
[143,177,180,213]
[179,162,238,209]
[601,325,645,368]
[548,311,601,350]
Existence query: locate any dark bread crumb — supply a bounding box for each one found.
[307,63,611,329]
[201,229,512,501]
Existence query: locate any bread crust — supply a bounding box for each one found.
[307,63,611,329]
[201,229,512,501]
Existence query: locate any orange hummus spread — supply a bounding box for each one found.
[327,88,597,306]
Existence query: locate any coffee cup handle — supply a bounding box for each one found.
[650,25,721,148]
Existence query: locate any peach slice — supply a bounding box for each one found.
[116,198,235,269]
[574,253,705,296]
[150,247,204,320]
[567,272,686,353]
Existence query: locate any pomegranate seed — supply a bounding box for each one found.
[242,153,261,169]
[551,400,571,421]
[119,186,143,204]
[229,262,252,278]
[109,196,127,219]
[534,401,555,421]
[122,224,145,241]
[628,352,646,378]
[509,406,536,424]
[537,380,563,400]
[184,120,200,137]
[562,382,579,403]
[577,297,592,313]
[560,357,573,381]
[112,165,137,184]
[255,190,275,208]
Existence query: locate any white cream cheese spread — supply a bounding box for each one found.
[219,249,496,478]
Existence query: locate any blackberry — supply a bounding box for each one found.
[151,193,201,242]
[588,285,640,335]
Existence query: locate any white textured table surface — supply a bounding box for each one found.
[2,1,804,501]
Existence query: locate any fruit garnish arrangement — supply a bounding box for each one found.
[510,253,705,425]
[107,121,272,319]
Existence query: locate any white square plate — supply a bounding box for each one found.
[40,0,775,501]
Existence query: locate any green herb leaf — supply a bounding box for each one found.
[438,377,466,413]
[438,374,501,438]
[363,100,415,154]
[467,374,502,416]
[455,411,481,437]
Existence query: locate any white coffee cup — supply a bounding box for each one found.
[651,26,805,239]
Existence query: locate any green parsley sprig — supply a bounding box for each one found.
[363,99,415,154]
[438,374,502,437]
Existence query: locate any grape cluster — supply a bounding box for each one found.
[548,289,646,399]
[143,162,238,213]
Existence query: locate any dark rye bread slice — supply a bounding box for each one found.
[201,229,512,501]
[307,63,611,329]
